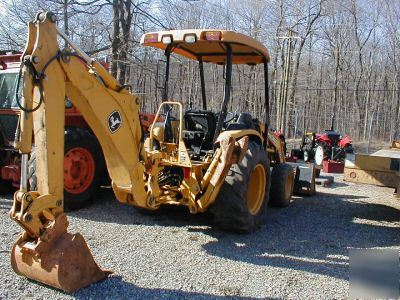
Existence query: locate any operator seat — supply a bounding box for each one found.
[324,130,341,145]
[183,110,217,154]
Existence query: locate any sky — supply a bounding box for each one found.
[0,0,10,17]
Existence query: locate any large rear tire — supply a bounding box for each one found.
[269,163,294,207]
[28,127,105,211]
[210,141,271,232]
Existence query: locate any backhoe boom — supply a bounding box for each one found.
[9,11,147,291]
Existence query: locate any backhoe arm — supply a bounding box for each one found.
[9,11,146,291]
[10,12,148,234]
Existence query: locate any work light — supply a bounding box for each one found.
[162,35,172,44]
[184,34,196,43]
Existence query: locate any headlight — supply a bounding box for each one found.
[184,34,197,44]
[143,33,158,43]
[162,35,172,44]
[204,31,221,41]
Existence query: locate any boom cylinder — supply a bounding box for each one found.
[56,27,122,92]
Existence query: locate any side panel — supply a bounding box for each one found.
[215,129,262,144]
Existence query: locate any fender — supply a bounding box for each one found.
[215,129,262,145]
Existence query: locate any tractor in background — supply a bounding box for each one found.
[291,130,354,172]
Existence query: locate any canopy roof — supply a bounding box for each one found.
[140,29,270,65]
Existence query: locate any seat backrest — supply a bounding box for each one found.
[236,112,255,129]
[184,110,217,148]
[185,110,216,133]
[324,130,341,145]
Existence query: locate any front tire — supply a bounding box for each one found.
[28,127,105,211]
[210,141,271,232]
[270,163,294,207]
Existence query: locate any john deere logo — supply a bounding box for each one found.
[108,110,122,133]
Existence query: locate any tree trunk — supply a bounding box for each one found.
[111,0,120,79]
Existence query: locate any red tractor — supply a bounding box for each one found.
[0,51,155,210]
[292,130,353,166]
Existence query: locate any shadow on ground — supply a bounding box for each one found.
[73,275,276,300]
[28,276,267,300]
[68,187,400,282]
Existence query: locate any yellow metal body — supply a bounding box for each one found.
[257,123,286,164]
[9,14,274,231]
[266,130,286,163]
[10,13,260,235]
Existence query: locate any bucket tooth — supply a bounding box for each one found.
[11,214,109,292]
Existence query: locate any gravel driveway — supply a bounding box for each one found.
[1,174,399,299]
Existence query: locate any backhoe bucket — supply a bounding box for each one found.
[11,216,108,292]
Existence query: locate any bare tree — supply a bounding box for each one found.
[0,0,398,142]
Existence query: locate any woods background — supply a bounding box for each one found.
[0,0,399,143]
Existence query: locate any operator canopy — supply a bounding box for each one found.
[140,29,270,64]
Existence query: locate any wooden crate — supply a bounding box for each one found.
[344,151,400,197]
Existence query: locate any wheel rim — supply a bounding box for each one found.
[64,147,95,194]
[247,164,267,215]
[303,151,309,162]
[315,146,324,166]
[284,171,294,200]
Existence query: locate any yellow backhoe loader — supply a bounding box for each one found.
[8,12,312,292]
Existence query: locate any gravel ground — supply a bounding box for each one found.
[0,174,399,299]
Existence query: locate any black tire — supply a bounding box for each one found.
[291,149,303,159]
[269,163,294,207]
[344,145,354,154]
[28,127,105,211]
[315,168,321,178]
[210,141,271,233]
